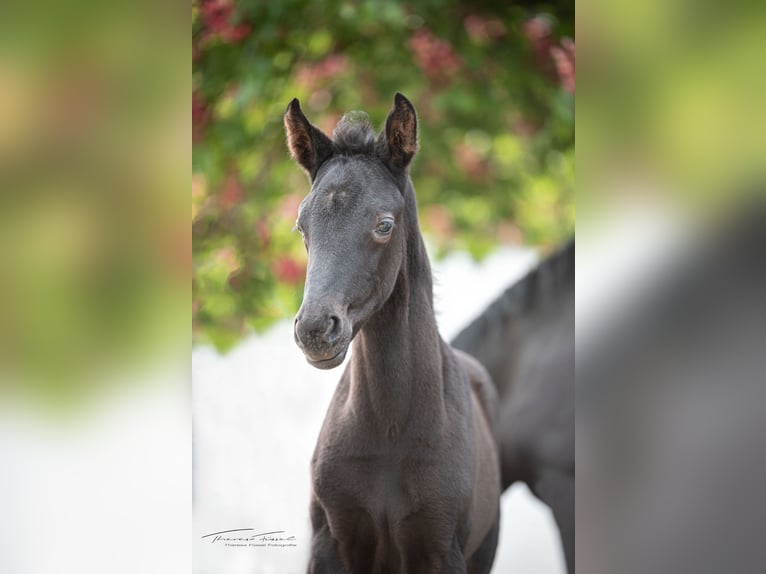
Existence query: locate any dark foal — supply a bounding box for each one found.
[452,240,574,573]
[285,93,501,573]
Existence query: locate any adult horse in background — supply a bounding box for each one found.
[285,93,501,573]
[452,240,575,573]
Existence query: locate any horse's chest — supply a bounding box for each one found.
[313,449,420,519]
[313,448,466,568]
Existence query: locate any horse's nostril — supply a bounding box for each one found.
[326,315,340,341]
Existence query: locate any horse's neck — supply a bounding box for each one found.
[349,211,446,429]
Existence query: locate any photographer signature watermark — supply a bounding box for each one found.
[201,528,297,549]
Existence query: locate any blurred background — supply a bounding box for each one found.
[0,1,188,405]
[0,2,189,574]
[577,2,766,573]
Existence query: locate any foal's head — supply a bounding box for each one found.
[284,93,419,369]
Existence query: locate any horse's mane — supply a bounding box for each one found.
[451,239,574,349]
[332,111,378,154]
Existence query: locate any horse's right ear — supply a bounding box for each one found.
[379,92,418,171]
[284,98,333,178]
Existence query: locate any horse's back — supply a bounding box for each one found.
[451,243,575,572]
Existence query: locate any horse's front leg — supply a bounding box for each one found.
[534,470,575,574]
[443,533,469,574]
[400,510,469,573]
[307,498,346,574]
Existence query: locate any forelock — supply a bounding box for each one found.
[332,111,377,154]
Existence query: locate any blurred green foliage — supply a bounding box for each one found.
[193,0,574,350]
[0,1,187,405]
[579,0,766,215]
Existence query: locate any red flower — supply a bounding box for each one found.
[273,257,306,285]
[199,0,250,45]
[219,174,244,210]
[256,219,271,248]
[222,23,251,43]
[295,54,349,90]
[551,38,575,94]
[464,14,506,42]
[200,0,234,35]
[192,90,209,143]
[407,29,462,85]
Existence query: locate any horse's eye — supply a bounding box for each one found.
[375,220,394,236]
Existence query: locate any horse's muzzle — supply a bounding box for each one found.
[294,307,350,370]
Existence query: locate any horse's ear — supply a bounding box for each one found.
[284,98,333,178]
[379,92,418,170]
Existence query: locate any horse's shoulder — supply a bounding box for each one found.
[452,348,489,382]
[450,347,498,433]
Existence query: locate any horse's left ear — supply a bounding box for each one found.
[378,92,418,170]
